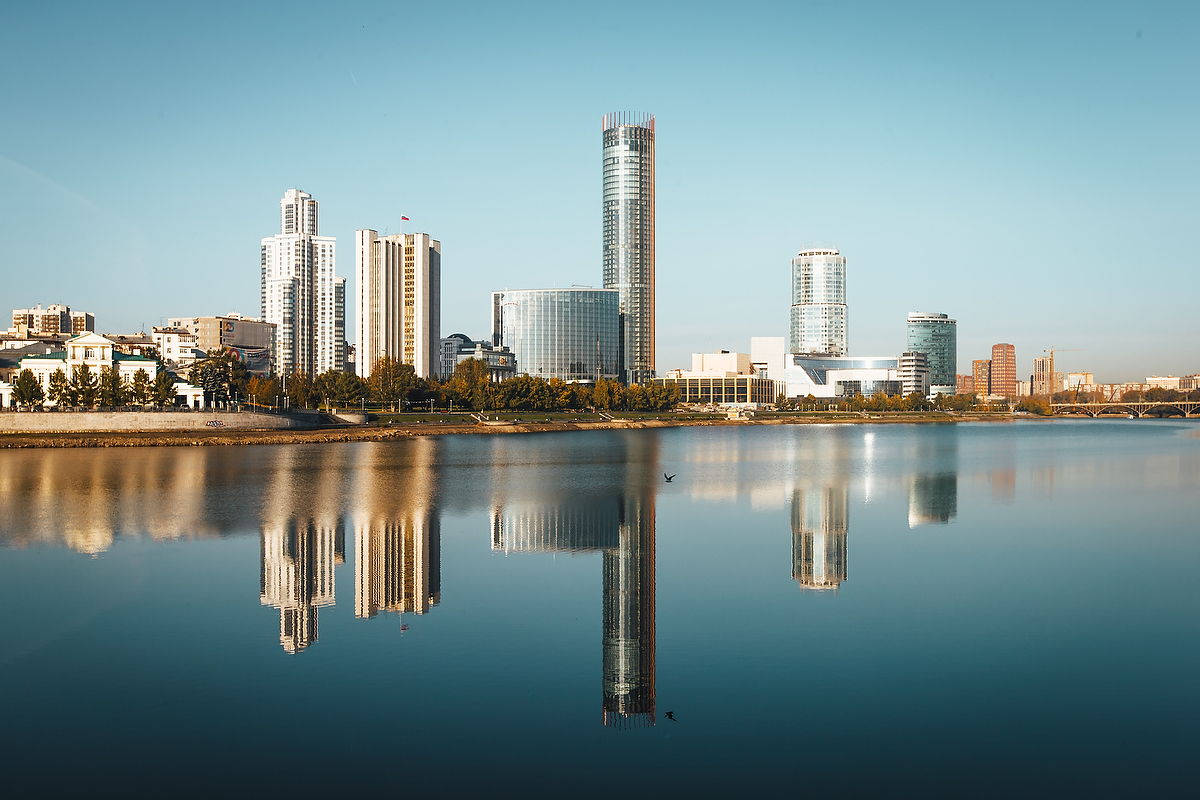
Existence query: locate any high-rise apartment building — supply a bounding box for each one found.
[355,230,403,379]
[972,359,991,396]
[602,112,655,385]
[260,189,344,376]
[899,351,931,397]
[11,304,94,336]
[906,313,957,395]
[990,343,1017,397]
[1032,357,1064,396]
[790,248,848,356]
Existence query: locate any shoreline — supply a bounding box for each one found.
[0,412,1033,449]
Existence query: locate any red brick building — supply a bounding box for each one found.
[990,343,1017,397]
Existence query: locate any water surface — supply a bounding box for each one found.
[2,421,1198,796]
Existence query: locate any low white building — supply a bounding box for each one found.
[18,332,159,404]
[153,326,204,370]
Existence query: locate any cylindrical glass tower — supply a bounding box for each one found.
[789,247,848,356]
[602,113,655,385]
[905,312,958,395]
[491,288,621,382]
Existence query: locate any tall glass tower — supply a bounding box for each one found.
[906,312,957,395]
[790,247,848,356]
[602,113,655,385]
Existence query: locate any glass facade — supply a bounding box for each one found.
[906,313,957,393]
[789,248,847,356]
[491,289,620,382]
[602,113,655,385]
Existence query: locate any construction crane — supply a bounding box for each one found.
[1043,347,1082,398]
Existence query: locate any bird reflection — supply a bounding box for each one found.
[490,434,658,728]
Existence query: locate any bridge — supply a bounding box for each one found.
[1051,401,1200,418]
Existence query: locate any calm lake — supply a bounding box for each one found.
[2,421,1198,796]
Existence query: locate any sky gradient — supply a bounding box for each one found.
[1,0,1196,382]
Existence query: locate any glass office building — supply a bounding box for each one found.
[602,112,655,385]
[491,288,620,382]
[790,247,847,356]
[906,312,957,394]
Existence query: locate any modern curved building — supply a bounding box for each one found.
[602,112,655,385]
[491,288,620,382]
[906,312,957,395]
[790,247,847,356]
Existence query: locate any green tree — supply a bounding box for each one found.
[48,368,74,406]
[98,366,128,407]
[152,370,177,407]
[367,357,415,407]
[11,369,44,408]
[318,370,367,407]
[287,370,317,409]
[448,359,494,411]
[1016,397,1051,416]
[130,369,152,406]
[71,363,100,408]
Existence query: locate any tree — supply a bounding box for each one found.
[130,369,152,406]
[775,393,794,411]
[1017,397,1050,416]
[448,359,494,411]
[368,357,415,407]
[287,370,317,409]
[98,366,128,407]
[247,375,281,408]
[11,369,44,408]
[152,370,177,407]
[71,364,100,408]
[48,368,74,407]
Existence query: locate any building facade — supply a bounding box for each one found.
[491,288,620,382]
[990,343,1017,397]
[972,359,991,397]
[602,112,656,385]
[905,313,957,395]
[260,189,344,376]
[152,327,202,369]
[168,314,275,375]
[956,374,975,395]
[11,304,94,336]
[1032,357,1064,396]
[789,247,848,356]
[898,351,931,396]
[783,354,901,399]
[355,230,403,379]
[18,332,159,403]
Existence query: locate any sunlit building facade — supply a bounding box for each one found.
[602,112,656,385]
[905,312,957,395]
[491,288,620,382]
[790,484,849,591]
[790,247,848,356]
[990,343,1017,397]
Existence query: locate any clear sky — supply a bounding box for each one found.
[1,1,1196,382]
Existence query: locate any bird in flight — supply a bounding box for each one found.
[664,711,677,721]
[664,473,676,482]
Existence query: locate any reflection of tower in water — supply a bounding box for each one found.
[260,519,344,653]
[907,432,960,527]
[601,494,656,727]
[355,511,440,618]
[790,484,848,591]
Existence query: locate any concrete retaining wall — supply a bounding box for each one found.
[0,411,317,433]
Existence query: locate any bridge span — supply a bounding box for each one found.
[1051,401,1200,418]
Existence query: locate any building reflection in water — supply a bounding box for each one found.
[353,439,442,620]
[790,483,848,591]
[258,446,350,654]
[490,434,657,728]
[907,432,960,527]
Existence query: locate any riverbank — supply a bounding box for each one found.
[0,412,1028,448]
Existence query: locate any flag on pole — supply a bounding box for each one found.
[401,216,410,221]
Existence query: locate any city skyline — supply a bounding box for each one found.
[1,3,1197,382]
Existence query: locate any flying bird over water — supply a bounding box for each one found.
[664,711,677,721]
[664,473,676,482]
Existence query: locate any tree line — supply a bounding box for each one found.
[9,364,176,409]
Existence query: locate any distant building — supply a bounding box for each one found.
[972,359,991,396]
[104,333,157,358]
[1067,372,1095,390]
[11,304,94,336]
[906,313,957,395]
[750,337,787,382]
[440,334,517,383]
[1146,375,1181,390]
[602,112,656,385]
[898,351,931,396]
[655,350,778,406]
[956,374,975,395]
[152,327,202,369]
[168,314,275,375]
[1015,380,1031,397]
[355,230,441,379]
[783,353,901,399]
[492,288,620,382]
[1181,375,1200,391]
[990,343,1017,397]
[790,247,847,356]
[1032,357,1065,395]
[261,189,344,376]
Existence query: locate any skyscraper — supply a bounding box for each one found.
[790,247,848,356]
[973,359,992,396]
[602,112,655,385]
[261,189,345,376]
[906,312,957,395]
[353,229,441,379]
[990,343,1017,397]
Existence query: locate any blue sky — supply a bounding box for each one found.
[1,0,1196,382]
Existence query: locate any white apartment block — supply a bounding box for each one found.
[261,189,345,376]
[355,229,441,379]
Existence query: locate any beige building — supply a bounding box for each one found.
[18,332,158,403]
[11,304,94,336]
[152,327,202,369]
[656,350,779,406]
[168,314,275,374]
